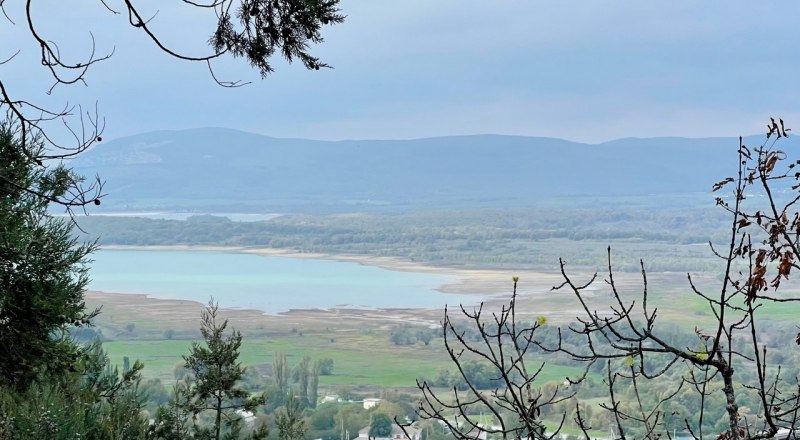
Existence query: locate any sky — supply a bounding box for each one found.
[2,1,799,143]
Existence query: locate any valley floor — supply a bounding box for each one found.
[84,244,734,388]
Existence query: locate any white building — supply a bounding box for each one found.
[362,398,381,409]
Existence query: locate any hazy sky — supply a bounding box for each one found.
[2,2,799,143]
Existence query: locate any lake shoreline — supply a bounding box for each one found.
[97,244,559,296]
[89,245,572,325]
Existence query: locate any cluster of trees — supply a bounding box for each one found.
[388,325,438,346]
[269,352,328,410]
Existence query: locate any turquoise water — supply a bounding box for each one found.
[88,250,473,314]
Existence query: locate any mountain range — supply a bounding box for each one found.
[71,127,784,213]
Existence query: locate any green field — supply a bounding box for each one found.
[103,331,593,389]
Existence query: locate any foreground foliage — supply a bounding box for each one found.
[0,125,151,439]
[0,127,98,388]
[0,342,148,439]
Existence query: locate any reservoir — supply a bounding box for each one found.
[88,249,473,314]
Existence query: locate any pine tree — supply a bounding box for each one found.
[0,126,98,388]
[0,341,149,438]
[182,299,267,440]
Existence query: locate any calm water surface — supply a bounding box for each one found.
[89,250,474,314]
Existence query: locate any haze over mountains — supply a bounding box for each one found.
[72,127,784,214]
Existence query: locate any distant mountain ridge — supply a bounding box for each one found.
[72,127,787,213]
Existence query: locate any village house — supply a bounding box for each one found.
[362,398,381,409]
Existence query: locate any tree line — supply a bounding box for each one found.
[74,207,731,272]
